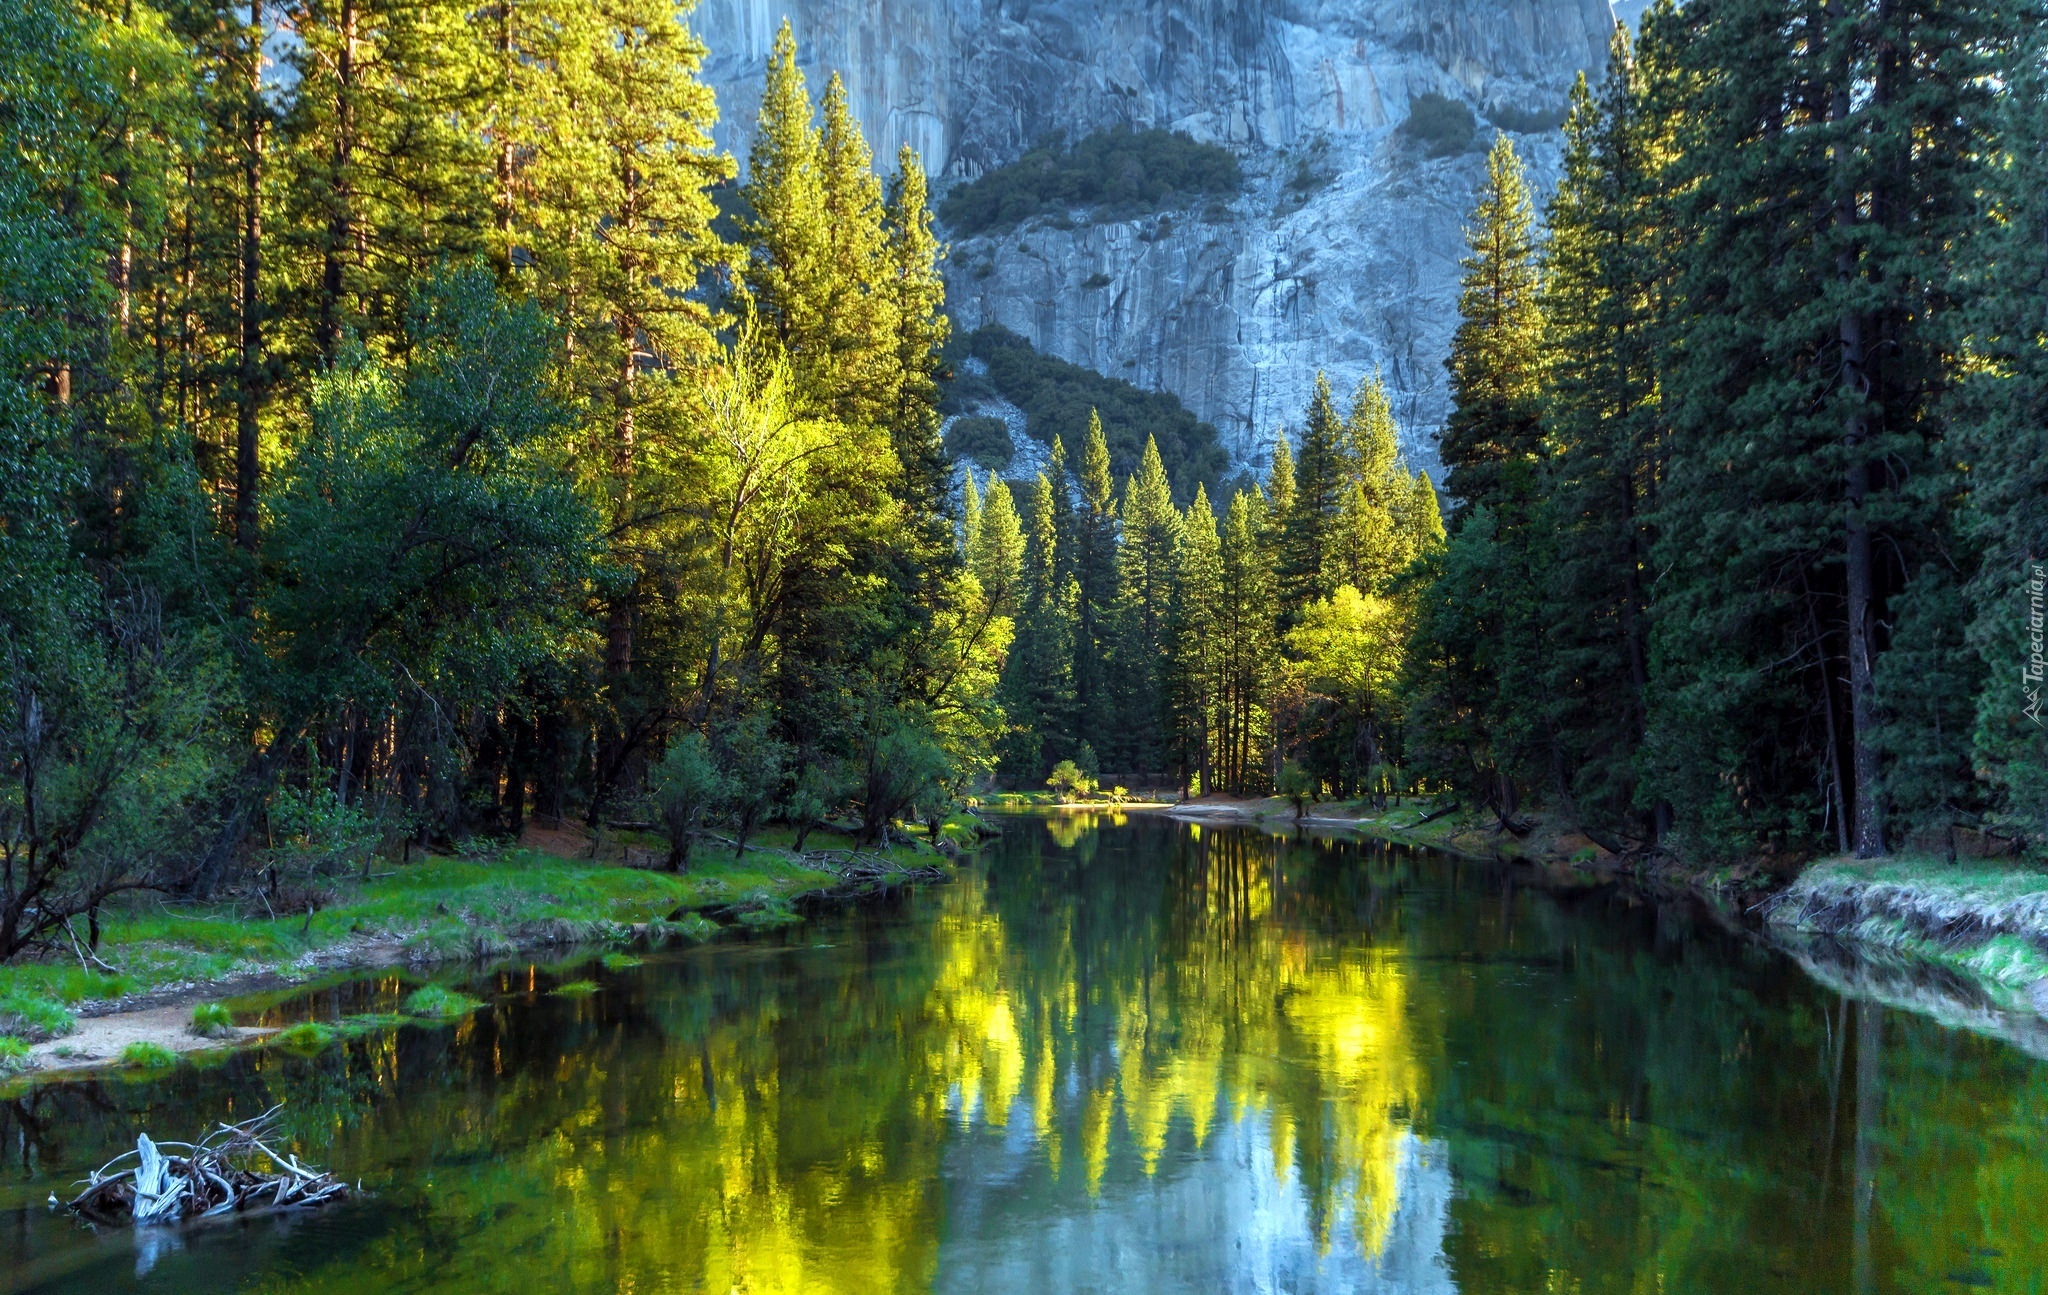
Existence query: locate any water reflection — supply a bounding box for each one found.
[1,814,2045,1293]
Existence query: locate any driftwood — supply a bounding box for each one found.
[1413,801,1462,827]
[67,1105,350,1227]
[803,847,949,883]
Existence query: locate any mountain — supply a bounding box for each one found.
[692,0,1615,471]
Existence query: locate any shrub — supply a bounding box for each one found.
[1402,93,1477,157]
[720,709,789,858]
[784,760,849,853]
[652,732,731,872]
[0,1036,32,1076]
[939,127,1241,236]
[1486,102,1568,134]
[856,713,950,844]
[402,985,483,1018]
[189,1003,235,1038]
[944,415,1015,471]
[119,1041,177,1069]
[1046,759,1096,801]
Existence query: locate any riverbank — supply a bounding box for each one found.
[1765,856,2048,1015]
[0,820,967,1079]
[1164,794,1624,869]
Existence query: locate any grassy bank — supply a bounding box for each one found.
[1766,856,2048,1011]
[0,823,958,1067]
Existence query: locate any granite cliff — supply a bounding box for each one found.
[692,0,1616,471]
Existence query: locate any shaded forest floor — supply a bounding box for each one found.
[0,821,963,1079]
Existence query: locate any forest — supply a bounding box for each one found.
[2,0,2046,981]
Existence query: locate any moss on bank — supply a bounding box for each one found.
[0,825,955,1046]
[1768,856,2048,1006]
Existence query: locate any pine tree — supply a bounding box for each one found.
[1440,135,1544,521]
[278,0,493,367]
[740,21,830,365]
[883,145,952,567]
[961,466,983,558]
[970,477,1025,615]
[1217,488,1275,793]
[1956,32,2048,844]
[1276,372,1344,619]
[1533,32,1669,840]
[1112,436,1183,774]
[1071,410,1120,757]
[1642,0,2010,856]
[813,71,895,426]
[1164,485,1222,794]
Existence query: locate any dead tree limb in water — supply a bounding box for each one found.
[66,1105,350,1226]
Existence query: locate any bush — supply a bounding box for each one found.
[1046,759,1096,801]
[402,985,483,1018]
[1486,102,1568,135]
[944,327,1228,502]
[119,1041,176,1069]
[720,710,789,858]
[945,415,1015,471]
[189,1003,235,1038]
[940,127,1242,236]
[857,712,950,844]
[0,1036,31,1076]
[1402,93,1477,157]
[784,760,848,852]
[652,732,732,872]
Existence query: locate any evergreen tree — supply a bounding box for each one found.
[961,465,983,558]
[1533,33,1670,840]
[1111,436,1183,774]
[970,477,1025,615]
[1276,372,1344,619]
[1440,135,1544,521]
[1642,0,2010,856]
[1071,410,1120,757]
[1164,485,1222,793]
[1217,488,1275,793]
[1956,32,2048,843]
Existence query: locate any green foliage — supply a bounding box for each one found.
[551,979,600,996]
[1401,94,1478,156]
[945,415,1014,471]
[653,734,730,873]
[119,1041,177,1069]
[1045,760,1096,801]
[0,1036,30,1076]
[938,127,1241,236]
[599,952,643,971]
[272,1022,337,1054]
[403,985,485,1018]
[734,895,802,930]
[945,327,1228,500]
[0,994,75,1042]
[189,1003,235,1038]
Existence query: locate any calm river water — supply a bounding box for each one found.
[2,812,2044,1292]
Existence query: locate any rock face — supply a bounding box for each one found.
[692,0,1614,471]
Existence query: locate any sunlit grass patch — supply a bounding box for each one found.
[550,980,600,996]
[0,1037,31,1076]
[272,1022,335,1054]
[118,1041,177,1069]
[402,985,484,1018]
[598,952,642,971]
[0,993,75,1042]
[190,1003,235,1037]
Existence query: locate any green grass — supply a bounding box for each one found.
[0,1036,30,1077]
[402,985,483,1018]
[550,980,600,996]
[190,1002,235,1037]
[598,952,641,971]
[0,843,841,1018]
[272,1022,335,1054]
[0,993,76,1042]
[735,895,802,931]
[118,1041,177,1069]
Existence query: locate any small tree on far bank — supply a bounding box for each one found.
[653,734,729,872]
[1046,760,1095,801]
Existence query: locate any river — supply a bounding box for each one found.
[3,812,2044,1292]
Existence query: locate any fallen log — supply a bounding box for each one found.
[67,1105,350,1227]
[1413,801,1462,827]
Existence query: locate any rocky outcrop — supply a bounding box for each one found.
[693,0,1615,471]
